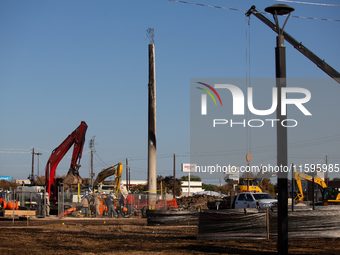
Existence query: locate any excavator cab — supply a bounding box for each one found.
[236,178,263,193]
[323,187,340,205]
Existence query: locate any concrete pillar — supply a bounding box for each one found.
[148,43,157,197]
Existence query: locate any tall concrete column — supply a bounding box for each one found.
[148,43,157,197]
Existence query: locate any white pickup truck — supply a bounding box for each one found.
[234,192,277,209]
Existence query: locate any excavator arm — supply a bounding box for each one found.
[45,121,88,199]
[297,172,327,189]
[93,163,123,193]
[294,169,327,203]
[294,171,304,202]
[115,163,123,193]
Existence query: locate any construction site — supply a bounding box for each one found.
[1,1,340,255]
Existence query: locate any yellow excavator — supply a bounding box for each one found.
[323,187,340,206]
[93,163,123,193]
[294,170,327,202]
[236,178,263,193]
[294,170,340,205]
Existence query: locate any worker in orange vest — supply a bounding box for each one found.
[126,192,134,216]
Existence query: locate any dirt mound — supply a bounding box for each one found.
[177,195,220,210]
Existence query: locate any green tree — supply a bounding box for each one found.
[202,183,216,191]
[332,178,340,181]
[130,183,148,193]
[239,172,257,179]
[159,176,181,196]
[260,178,275,197]
[214,184,234,195]
[180,175,201,181]
[130,175,182,196]
[0,180,19,190]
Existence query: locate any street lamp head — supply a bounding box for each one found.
[265,4,294,39]
[265,4,294,16]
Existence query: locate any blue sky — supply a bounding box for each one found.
[1,0,339,185]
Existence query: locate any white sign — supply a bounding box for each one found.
[182,163,197,173]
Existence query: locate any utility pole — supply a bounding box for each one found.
[326,155,328,186]
[36,152,42,180]
[129,166,131,192]
[173,154,176,198]
[126,158,129,192]
[89,136,96,189]
[312,169,315,210]
[90,150,93,186]
[147,28,157,198]
[31,148,35,185]
[291,163,294,212]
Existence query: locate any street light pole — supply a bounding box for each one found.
[265,4,294,255]
[31,148,35,185]
[35,152,42,181]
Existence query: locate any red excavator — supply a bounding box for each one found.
[45,121,88,206]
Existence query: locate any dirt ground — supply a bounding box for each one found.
[1,217,340,255]
[177,195,220,210]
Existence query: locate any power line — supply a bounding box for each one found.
[168,0,247,12]
[168,0,340,22]
[290,14,340,22]
[0,151,31,154]
[275,0,340,7]
[94,152,108,167]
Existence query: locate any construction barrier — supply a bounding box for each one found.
[147,210,198,226]
[197,209,267,240]
[5,201,18,210]
[197,207,340,240]
[269,206,340,238]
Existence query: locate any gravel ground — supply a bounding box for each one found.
[1,217,340,254]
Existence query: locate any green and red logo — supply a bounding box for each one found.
[196,82,222,115]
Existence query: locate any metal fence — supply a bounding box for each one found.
[57,189,178,218]
[14,186,49,217]
[0,187,49,218]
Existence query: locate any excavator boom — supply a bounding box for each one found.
[93,163,123,193]
[115,163,123,193]
[294,169,327,203]
[294,171,304,202]
[296,171,327,189]
[45,121,88,199]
